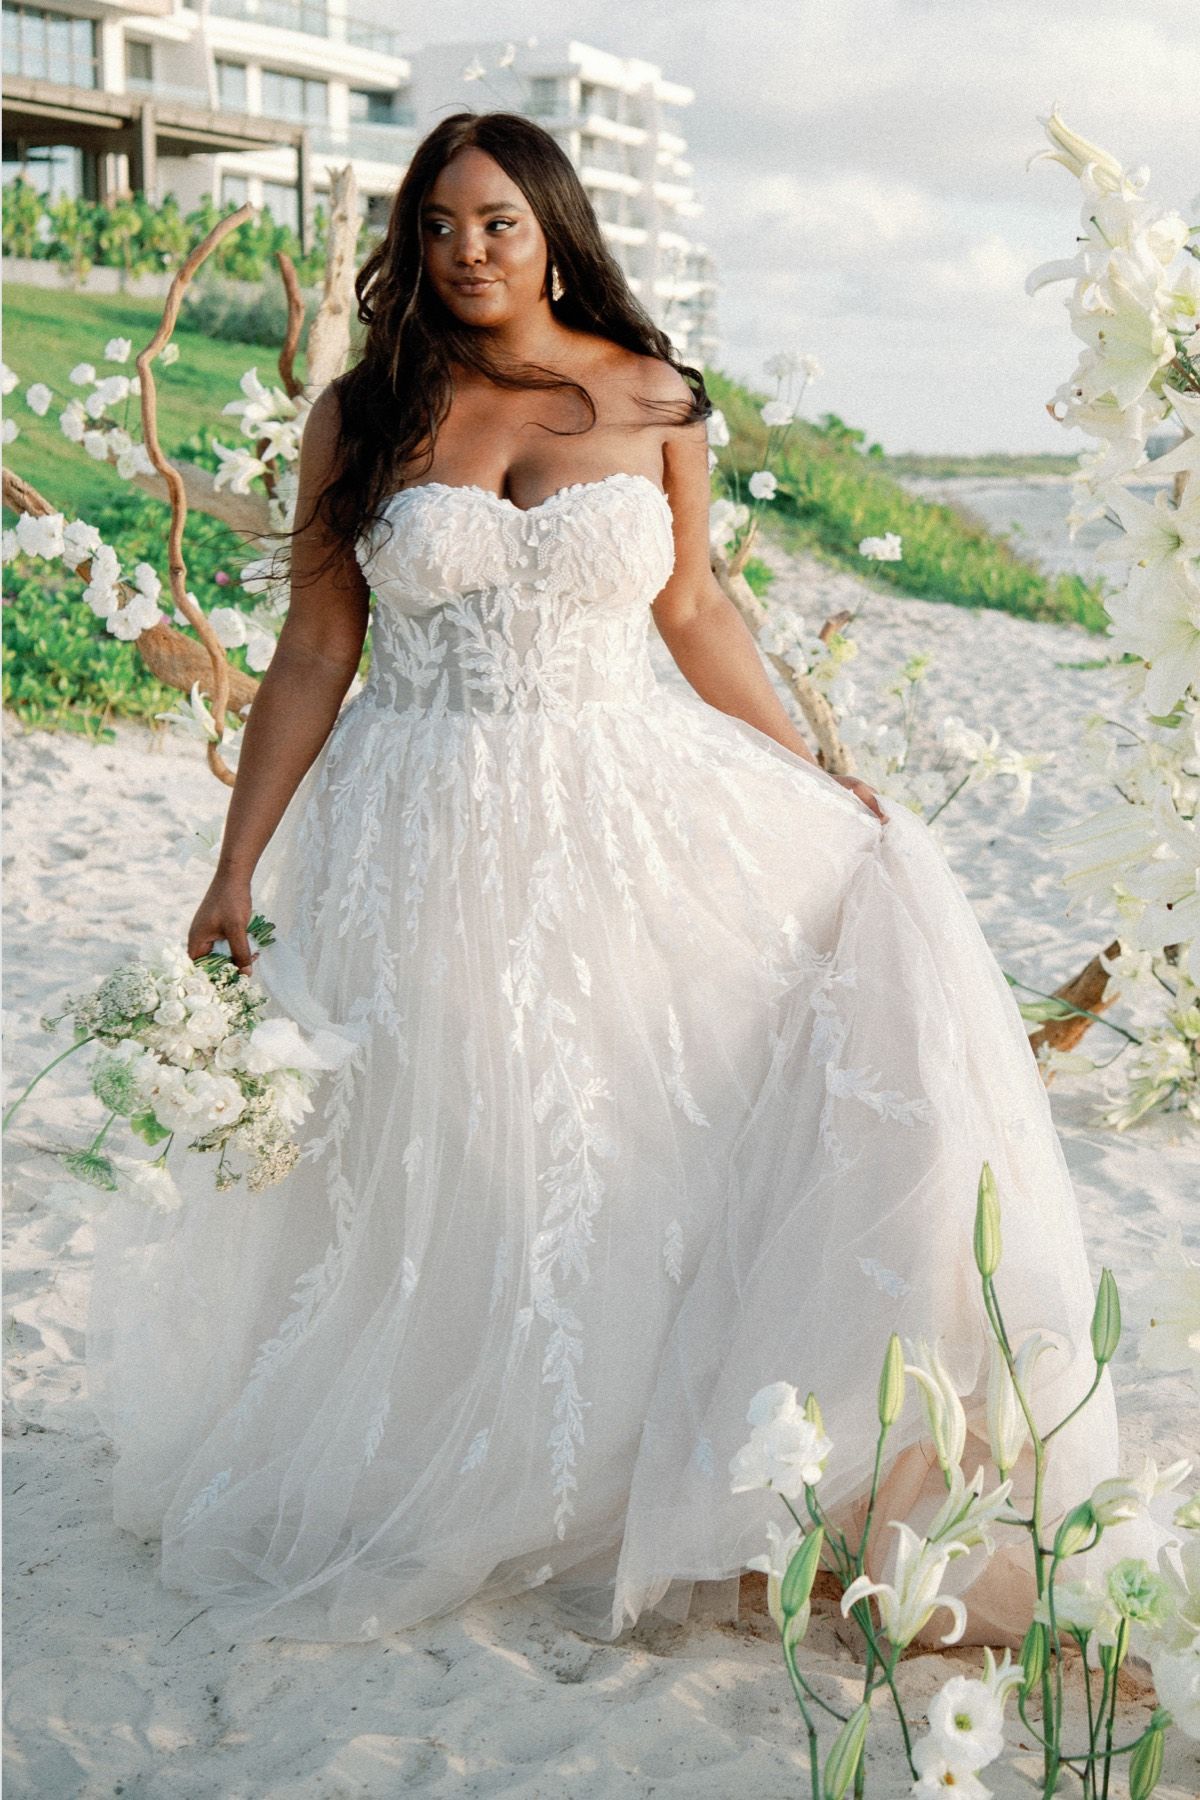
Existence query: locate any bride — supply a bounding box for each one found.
[86,110,1136,1648]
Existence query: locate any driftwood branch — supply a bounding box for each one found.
[1027,938,1123,1074]
[303,163,360,394]
[712,527,856,776]
[135,204,261,787]
[275,250,306,400]
[2,466,257,722]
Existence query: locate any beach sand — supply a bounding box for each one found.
[4,546,1198,1797]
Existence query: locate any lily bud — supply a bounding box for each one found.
[1019,1620,1046,1693]
[1090,1267,1121,1366]
[804,1391,826,1438]
[877,1334,906,1428]
[973,1161,1002,1278]
[1053,1501,1096,1560]
[1128,1718,1165,1800]
[780,1525,825,1625]
[823,1702,870,1800]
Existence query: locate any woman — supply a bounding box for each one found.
[86,111,1133,1647]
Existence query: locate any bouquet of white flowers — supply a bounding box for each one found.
[5,915,340,1207]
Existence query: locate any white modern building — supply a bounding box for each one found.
[407,39,718,362]
[2,8,717,358]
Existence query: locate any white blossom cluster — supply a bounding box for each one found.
[42,938,333,1200]
[1,508,164,640]
[1026,106,1200,1125]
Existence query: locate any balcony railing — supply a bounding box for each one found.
[206,0,406,59]
[310,120,414,165]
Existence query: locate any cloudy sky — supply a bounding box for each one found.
[372,1,1198,454]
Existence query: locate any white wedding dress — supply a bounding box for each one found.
[86,472,1140,1646]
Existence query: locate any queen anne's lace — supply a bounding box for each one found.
[85,473,1131,1648]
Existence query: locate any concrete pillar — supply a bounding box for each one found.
[297,127,313,253]
[135,101,158,202]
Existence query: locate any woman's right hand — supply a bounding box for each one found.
[188,873,257,977]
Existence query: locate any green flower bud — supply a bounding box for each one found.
[780,1526,825,1623]
[1020,1620,1046,1693]
[877,1334,906,1428]
[973,1161,1002,1278]
[823,1701,870,1800]
[1090,1267,1121,1366]
[804,1391,826,1438]
[1053,1501,1097,1560]
[1128,1720,1165,1800]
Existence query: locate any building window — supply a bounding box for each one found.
[348,87,396,124]
[2,139,89,202]
[580,81,621,122]
[125,39,152,86]
[261,67,327,122]
[215,58,247,112]
[2,2,97,87]
[261,179,299,232]
[220,173,250,209]
[527,76,559,118]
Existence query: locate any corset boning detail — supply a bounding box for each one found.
[362,592,662,717]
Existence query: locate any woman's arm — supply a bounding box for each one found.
[187,383,371,972]
[652,385,885,822]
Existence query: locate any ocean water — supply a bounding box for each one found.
[895,475,1172,586]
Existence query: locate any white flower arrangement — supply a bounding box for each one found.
[3,917,341,1200]
[1024,106,1200,1128]
[729,1159,1198,1797]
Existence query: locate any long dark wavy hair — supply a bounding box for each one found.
[289,109,710,581]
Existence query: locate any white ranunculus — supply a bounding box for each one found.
[68,362,96,386]
[114,1155,182,1213]
[104,336,133,364]
[132,562,161,602]
[760,400,794,427]
[925,1675,1006,1770]
[209,606,249,648]
[83,430,109,461]
[95,375,130,406]
[705,408,730,448]
[748,469,778,501]
[85,387,110,419]
[59,399,87,442]
[107,593,162,639]
[82,582,121,620]
[24,382,52,416]
[858,532,903,561]
[187,1070,245,1129]
[62,519,103,564]
[241,1015,327,1075]
[729,1381,833,1498]
[117,443,155,480]
[243,627,277,672]
[16,510,65,560]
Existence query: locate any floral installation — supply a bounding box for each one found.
[1020,106,1200,1127]
[706,357,1046,825]
[729,1159,1197,1798]
[3,918,341,1200]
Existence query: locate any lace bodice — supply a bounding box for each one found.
[354,473,675,716]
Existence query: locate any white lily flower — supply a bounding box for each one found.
[986,1330,1057,1476]
[926,1463,1015,1556]
[1089,1453,1194,1527]
[1027,105,1129,194]
[104,336,133,363]
[745,1517,808,1638]
[154,680,222,742]
[1138,1225,1200,1386]
[1104,558,1200,717]
[903,1336,967,1474]
[840,1520,971,1647]
[212,441,269,494]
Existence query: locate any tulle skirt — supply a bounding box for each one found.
[85,683,1155,1645]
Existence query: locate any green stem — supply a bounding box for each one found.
[1080,1633,1098,1800]
[3,1034,96,1130]
[783,1635,822,1800]
[1101,1620,1129,1800]
[88,1109,119,1152]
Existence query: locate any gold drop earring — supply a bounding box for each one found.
[550,262,565,303]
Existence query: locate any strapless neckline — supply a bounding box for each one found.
[378,471,669,519]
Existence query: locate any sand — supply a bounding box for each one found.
[4,544,1198,1797]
